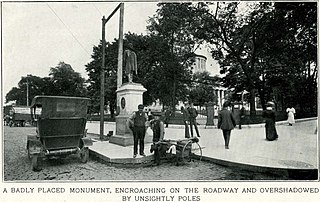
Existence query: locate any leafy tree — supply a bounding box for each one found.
[263,2,317,114]
[189,71,219,107]
[49,62,87,96]
[85,41,118,116]
[85,31,192,114]
[191,2,316,116]
[6,87,25,105]
[193,2,277,113]
[6,75,48,105]
[124,32,193,108]
[147,3,208,109]
[6,62,87,105]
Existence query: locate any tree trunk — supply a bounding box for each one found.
[171,75,176,115]
[249,88,256,116]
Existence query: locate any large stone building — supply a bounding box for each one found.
[192,54,207,73]
[191,50,227,109]
[146,47,227,112]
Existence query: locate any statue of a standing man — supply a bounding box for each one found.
[124,43,137,83]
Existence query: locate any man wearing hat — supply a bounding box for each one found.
[129,104,148,158]
[149,112,165,165]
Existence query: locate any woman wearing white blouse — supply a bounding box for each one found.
[286,106,296,126]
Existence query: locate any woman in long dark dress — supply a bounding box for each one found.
[262,102,278,141]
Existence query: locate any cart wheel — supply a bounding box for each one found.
[80,147,89,163]
[181,141,202,163]
[31,155,40,171]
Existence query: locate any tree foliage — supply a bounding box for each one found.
[85,40,118,116]
[147,3,209,108]
[188,71,219,107]
[192,2,316,115]
[6,62,87,105]
[49,62,87,96]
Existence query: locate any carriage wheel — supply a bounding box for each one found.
[181,140,202,164]
[80,147,89,163]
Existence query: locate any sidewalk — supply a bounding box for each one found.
[86,118,318,177]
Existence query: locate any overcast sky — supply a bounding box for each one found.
[1,1,218,98]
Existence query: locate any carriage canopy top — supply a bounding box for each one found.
[30,96,90,118]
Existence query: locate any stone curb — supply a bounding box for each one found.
[197,155,318,179]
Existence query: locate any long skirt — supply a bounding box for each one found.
[265,124,278,141]
[287,112,295,124]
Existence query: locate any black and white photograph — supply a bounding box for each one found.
[1,0,318,201]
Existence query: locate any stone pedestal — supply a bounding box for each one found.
[109,83,152,146]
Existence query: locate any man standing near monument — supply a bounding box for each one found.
[181,105,190,138]
[149,112,165,165]
[188,103,200,138]
[124,43,137,83]
[128,104,148,158]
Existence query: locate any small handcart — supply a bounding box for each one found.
[151,137,202,165]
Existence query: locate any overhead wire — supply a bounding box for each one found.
[46,3,91,56]
[92,3,103,16]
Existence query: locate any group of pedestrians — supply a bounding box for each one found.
[128,101,296,161]
[181,102,201,138]
[214,100,296,149]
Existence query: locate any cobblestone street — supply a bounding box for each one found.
[4,126,289,181]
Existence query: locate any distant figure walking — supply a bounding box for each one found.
[239,106,245,129]
[286,106,296,126]
[218,101,236,149]
[262,101,278,141]
[181,106,190,138]
[128,104,148,158]
[188,103,200,138]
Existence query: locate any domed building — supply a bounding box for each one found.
[191,54,207,73]
[190,52,227,110]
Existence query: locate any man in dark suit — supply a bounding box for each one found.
[188,103,200,137]
[149,112,165,165]
[218,101,236,149]
[129,104,148,158]
[181,105,190,138]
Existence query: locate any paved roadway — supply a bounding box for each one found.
[3,126,291,181]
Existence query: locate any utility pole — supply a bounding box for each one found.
[117,3,124,89]
[26,74,31,106]
[100,3,123,140]
[26,78,29,106]
[100,16,106,140]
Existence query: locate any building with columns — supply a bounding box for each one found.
[191,51,227,109]
[192,54,207,73]
[145,47,228,112]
